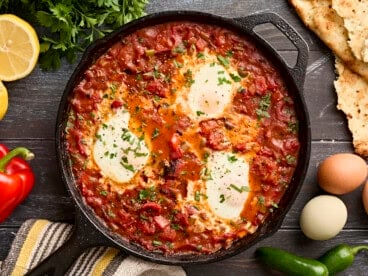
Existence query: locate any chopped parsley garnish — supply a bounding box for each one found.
[121,128,132,142]
[227,155,238,163]
[152,240,162,246]
[288,121,299,134]
[151,128,160,139]
[197,52,205,59]
[95,133,102,141]
[194,191,207,202]
[229,73,241,82]
[203,152,210,161]
[172,45,185,54]
[173,59,183,68]
[140,214,149,220]
[194,191,201,201]
[138,187,156,201]
[196,110,205,116]
[218,77,231,85]
[229,184,249,193]
[285,155,296,165]
[171,223,180,230]
[256,93,271,120]
[153,66,161,79]
[100,190,108,196]
[120,162,135,172]
[217,55,230,68]
[110,83,117,93]
[200,167,213,180]
[271,201,279,208]
[219,194,225,203]
[226,50,234,57]
[184,69,195,87]
[258,196,265,205]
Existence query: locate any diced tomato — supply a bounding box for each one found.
[165,159,186,179]
[139,221,156,235]
[111,100,124,109]
[175,211,189,226]
[185,205,199,215]
[85,196,103,208]
[141,202,162,213]
[118,209,132,225]
[254,76,268,95]
[169,133,183,160]
[146,79,168,97]
[175,116,191,134]
[68,129,87,156]
[154,215,170,230]
[232,91,259,117]
[199,119,230,150]
[283,138,300,154]
[195,38,207,51]
[160,226,177,242]
[275,100,292,122]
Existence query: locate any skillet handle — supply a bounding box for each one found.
[25,210,117,276]
[234,13,309,87]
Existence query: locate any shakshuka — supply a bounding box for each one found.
[65,21,300,254]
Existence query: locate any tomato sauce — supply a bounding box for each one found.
[65,21,300,254]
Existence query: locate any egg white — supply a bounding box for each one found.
[205,151,250,219]
[174,53,241,120]
[93,108,149,183]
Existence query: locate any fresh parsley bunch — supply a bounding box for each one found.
[0,0,148,70]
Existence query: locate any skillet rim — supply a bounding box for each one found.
[55,10,311,265]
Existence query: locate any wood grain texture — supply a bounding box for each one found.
[0,0,367,275]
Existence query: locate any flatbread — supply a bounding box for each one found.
[289,0,368,82]
[332,0,368,62]
[334,59,368,156]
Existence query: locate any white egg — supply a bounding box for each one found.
[187,62,233,119]
[93,108,149,183]
[174,53,241,121]
[205,151,250,219]
[300,195,347,240]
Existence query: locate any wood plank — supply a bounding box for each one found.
[0,227,366,275]
[0,228,17,261]
[184,229,368,276]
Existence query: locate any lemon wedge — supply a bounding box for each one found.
[0,14,40,81]
[0,81,8,120]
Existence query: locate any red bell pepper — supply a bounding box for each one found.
[0,144,35,223]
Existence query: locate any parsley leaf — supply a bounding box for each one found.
[256,93,272,120]
[0,0,149,70]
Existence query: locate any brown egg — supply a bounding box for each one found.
[363,181,368,215]
[318,153,367,195]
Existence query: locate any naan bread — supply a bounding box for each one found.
[334,59,368,156]
[289,0,368,81]
[332,0,368,62]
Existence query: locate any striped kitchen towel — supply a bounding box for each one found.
[0,220,186,276]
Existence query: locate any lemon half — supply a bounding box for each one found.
[0,81,8,120]
[0,14,40,81]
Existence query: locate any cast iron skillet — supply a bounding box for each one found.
[27,11,311,276]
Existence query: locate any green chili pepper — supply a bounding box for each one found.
[255,247,328,276]
[318,244,368,275]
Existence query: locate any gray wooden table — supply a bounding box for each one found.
[1,0,367,275]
